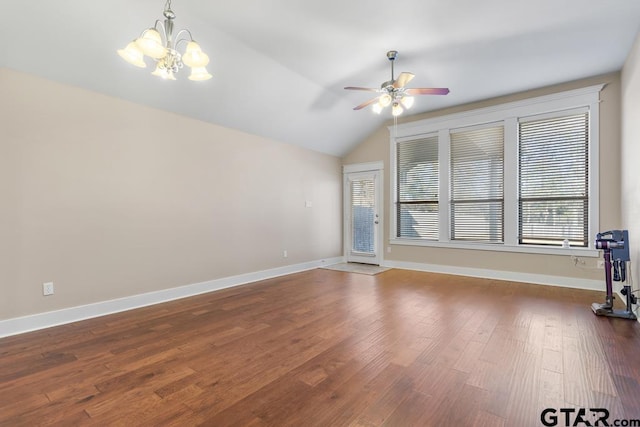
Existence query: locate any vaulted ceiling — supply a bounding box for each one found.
[2,1,639,156]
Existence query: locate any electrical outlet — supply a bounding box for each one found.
[597,260,604,269]
[571,256,585,266]
[43,282,54,296]
[283,250,288,258]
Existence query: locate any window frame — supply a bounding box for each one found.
[389,84,603,256]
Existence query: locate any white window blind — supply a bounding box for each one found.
[396,136,439,239]
[518,111,589,246]
[450,125,504,242]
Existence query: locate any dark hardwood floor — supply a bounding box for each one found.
[1,268,640,426]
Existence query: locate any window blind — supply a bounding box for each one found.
[450,125,504,242]
[518,112,589,246]
[396,136,439,239]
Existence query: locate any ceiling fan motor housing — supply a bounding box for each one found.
[381,80,396,91]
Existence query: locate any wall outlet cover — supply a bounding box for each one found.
[43,282,54,296]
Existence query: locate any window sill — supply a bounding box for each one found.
[389,238,599,257]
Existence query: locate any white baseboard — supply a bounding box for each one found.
[2,257,619,338]
[0,256,344,339]
[382,260,604,291]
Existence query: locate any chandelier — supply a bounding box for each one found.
[117,0,212,81]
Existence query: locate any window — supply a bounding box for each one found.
[390,84,602,255]
[450,124,504,242]
[396,135,438,239]
[518,111,589,247]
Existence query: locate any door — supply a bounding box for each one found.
[344,169,382,265]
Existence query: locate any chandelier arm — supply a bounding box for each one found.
[174,29,195,48]
[136,20,165,39]
[152,19,167,40]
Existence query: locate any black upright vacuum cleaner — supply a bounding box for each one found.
[591,230,637,320]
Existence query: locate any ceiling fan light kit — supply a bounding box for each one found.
[117,0,212,81]
[345,50,449,116]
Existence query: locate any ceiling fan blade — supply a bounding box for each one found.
[344,86,379,92]
[353,97,380,110]
[404,88,450,95]
[393,72,415,89]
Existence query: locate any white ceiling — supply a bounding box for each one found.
[2,0,639,156]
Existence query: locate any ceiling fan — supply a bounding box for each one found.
[344,50,449,116]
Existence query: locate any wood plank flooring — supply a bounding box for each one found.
[2,268,640,426]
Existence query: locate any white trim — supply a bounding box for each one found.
[0,257,344,338]
[503,117,519,246]
[389,237,599,257]
[382,259,603,291]
[588,99,600,247]
[389,139,398,242]
[518,106,589,123]
[438,129,451,242]
[388,84,605,138]
[343,161,384,174]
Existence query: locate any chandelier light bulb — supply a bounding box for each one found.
[163,69,177,80]
[151,63,166,77]
[182,42,210,67]
[372,103,383,114]
[392,102,404,116]
[188,66,213,81]
[151,63,176,80]
[401,96,415,109]
[117,42,147,68]
[379,93,392,107]
[136,28,167,59]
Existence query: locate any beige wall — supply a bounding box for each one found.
[0,68,342,321]
[621,31,640,295]
[343,73,622,281]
